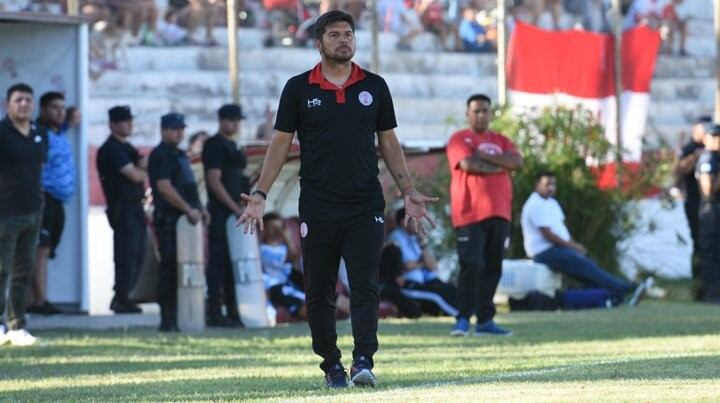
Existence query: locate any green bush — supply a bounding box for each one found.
[416,105,668,276]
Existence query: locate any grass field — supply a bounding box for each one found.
[1,300,719,402]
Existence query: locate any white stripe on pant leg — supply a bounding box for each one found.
[401,289,459,317]
[281,284,306,301]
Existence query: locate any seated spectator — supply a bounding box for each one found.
[0,0,31,12]
[564,0,607,32]
[458,8,493,53]
[103,0,160,45]
[378,0,423,50]
[260,212,307,319]
[526,0,562,30]
[661,0,688,56]
[388,208,459,316]
[521,171,654,306]
[627,0,664,28]
[172,0,220,46]
[415,0,458,51]
[320,0,366,26]
[378,243,422,318]
[158,8,189,46]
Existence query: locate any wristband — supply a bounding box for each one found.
[252,189,267,200]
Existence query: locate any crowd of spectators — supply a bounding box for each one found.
[6,0,696,57]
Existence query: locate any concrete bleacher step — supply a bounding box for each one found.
[119,46,499,76]
[92,70,498,100]
[201,19,718,56]
[87,120,453,147]
[650,78,715,104]
[92,68,714,105]
[653,55,715,78]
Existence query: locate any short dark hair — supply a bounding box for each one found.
[314,10,355,40]
[466,94,492,107]
[40,91,65,108]
[188,131,208,147]
[262,212,282,223]
[395,208,406,226]
[535,170,556,183]
[6,83,33,101]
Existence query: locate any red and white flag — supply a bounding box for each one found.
[507,22,661,161]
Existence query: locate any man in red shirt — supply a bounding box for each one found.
[446,93,523,336]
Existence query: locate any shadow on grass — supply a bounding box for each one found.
[3,354,719,401]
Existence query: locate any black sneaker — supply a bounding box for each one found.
[38,301,63,315]
[26,305,42,314]
[111,302,142,314]
[324,363,349,388]
[350,356,376,387]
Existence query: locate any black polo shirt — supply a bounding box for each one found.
[274,62,397,205]
[680,141,704,207]
[97,135,145,206]
[0,118,47,215]
[148,141,201,216]
[202,133,249,216]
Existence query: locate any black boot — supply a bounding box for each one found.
[159,302,179,332]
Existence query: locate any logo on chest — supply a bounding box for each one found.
[477,142,502,155]
[358,91,373,106]
[307,98,322,108]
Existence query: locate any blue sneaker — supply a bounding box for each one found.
[324,363,349,388]
[451,317,470,336]
[350,356,376,387]
[475,320,512,336]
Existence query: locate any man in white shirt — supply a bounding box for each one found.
[520,171,653,306]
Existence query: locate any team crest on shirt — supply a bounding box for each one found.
[477,142,502,155]
[358,91,373,106]
[300,222,308,238]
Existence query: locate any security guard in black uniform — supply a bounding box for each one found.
[96,106,146,314]
[148,113,209,331]
[695,124,720,303]
[202,104,249,327]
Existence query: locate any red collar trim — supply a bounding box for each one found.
[308,63,366,104]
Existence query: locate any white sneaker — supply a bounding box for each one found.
[0,324,8,346]
[7,328,37,346]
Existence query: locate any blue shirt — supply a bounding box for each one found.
[459,20,490,52]
[388,228,437,284]
[41,125,75,202]
[260,243,293,290]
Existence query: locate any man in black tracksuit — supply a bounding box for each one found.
[202,104,249,327]
[695,124,720,303]
[237,11,436,388]
[148,113,208,331]
[96,106,146,314]
[674,116,711,284]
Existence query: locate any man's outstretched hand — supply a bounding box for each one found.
[403,188,439,236]
[237,193,266,234]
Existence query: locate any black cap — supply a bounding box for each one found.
[108,105,132,122]
[161,112,186,129]
[709,124,720,137]
[218,104,245,120]
[695,116,713,124]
